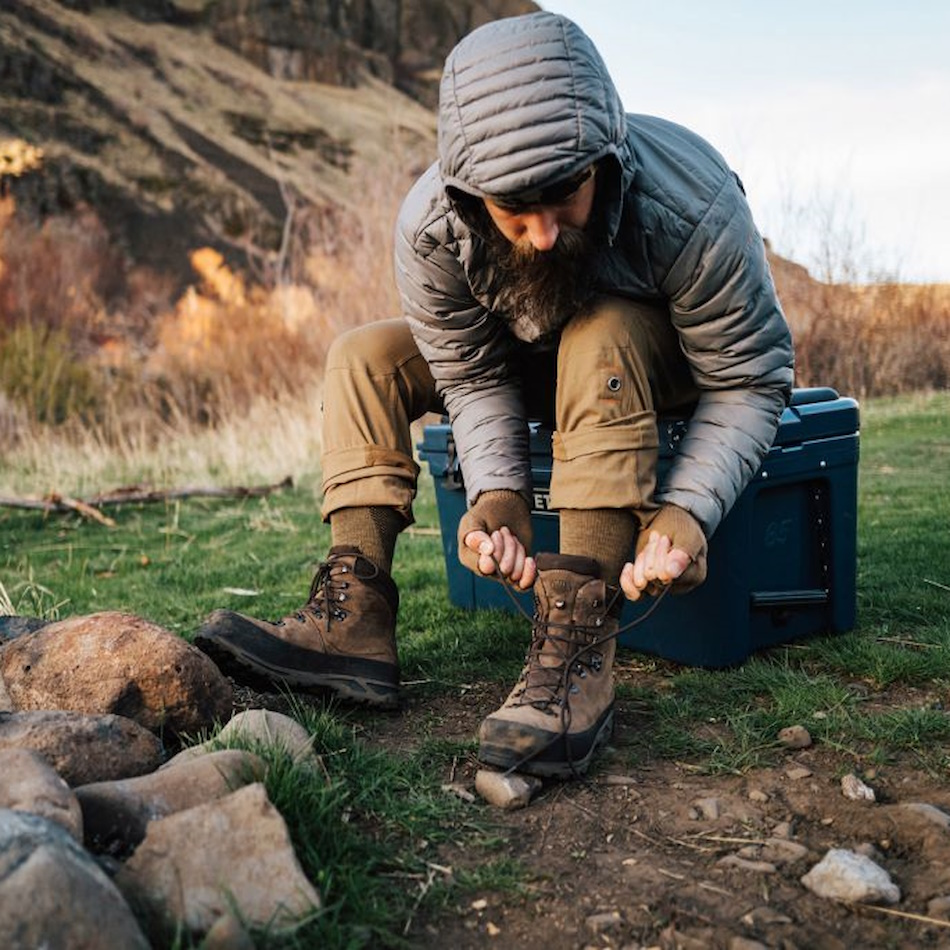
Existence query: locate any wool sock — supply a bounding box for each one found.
[558,508,637,587]
[330,506,403,574]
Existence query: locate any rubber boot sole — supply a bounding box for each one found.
[194,627,400,710]
[477,706,614,778]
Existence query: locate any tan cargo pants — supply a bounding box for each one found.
[320,296,698,524]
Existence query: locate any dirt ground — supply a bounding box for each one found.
[348,659,950,950]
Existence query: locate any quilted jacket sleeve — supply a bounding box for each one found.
[657,173,794,536]
[394,171,532,505]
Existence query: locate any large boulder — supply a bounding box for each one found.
[0,611,233,737]
[0,809,149,950]
[116,783,321,937]
[77,748,267,854]
[0,710,163,785]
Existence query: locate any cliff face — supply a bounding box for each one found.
[0,0,537,281]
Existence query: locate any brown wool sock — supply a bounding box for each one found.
[330,506,404,574]
[558,508,638,587]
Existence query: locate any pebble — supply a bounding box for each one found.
[740,906,792,927]
[800,848,900,905]
[841,773,876,801]
[693,797,722,820]
[777,725,812,749]
[585,910,623,934]
[785,765,813,781]
[747,789,770,803]
[474,769,542,810]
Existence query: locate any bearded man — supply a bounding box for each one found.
[196,11,794,778]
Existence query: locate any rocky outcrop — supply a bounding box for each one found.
[0,0,535,286]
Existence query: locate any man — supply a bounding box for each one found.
[196,12,794,778]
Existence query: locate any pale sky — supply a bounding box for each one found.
[540,1,950,283]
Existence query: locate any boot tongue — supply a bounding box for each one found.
[534,552,600,577]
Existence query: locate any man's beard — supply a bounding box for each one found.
[486,225,597,343]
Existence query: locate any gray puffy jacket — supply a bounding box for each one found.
[394,12,794,538]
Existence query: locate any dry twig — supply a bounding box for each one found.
[0,477,294,524]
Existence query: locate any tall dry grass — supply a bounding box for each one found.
[1,135,948,496]
[0,146,410,495]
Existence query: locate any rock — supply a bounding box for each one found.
[164,708,316,769]
[898,802,950,829]
[0,809,149,949]
[76,749,267,854]
[0,748,83,840]
[748,788,770,803]
[475,769,542,810]
[777,725,812,749]
[0,710,163,785]
[800,848,901,904]
[841,773,876,801]
[116,783,321,937]
[585,910,622,934]
[784,764,813,780]
[0,611,233,737]
[693,797,722,820]
[927,895,950,920]
[0,616,48,643]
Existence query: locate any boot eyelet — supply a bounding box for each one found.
[555,599,566,609]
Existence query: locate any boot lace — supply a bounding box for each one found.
[285,553,379,628]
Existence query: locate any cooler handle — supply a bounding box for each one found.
[750,589,829,608]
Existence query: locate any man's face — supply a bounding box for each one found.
[480,166,599,342]
[482,166,597,251]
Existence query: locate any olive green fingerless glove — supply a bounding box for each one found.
[636,504,708,594]
[457,489,533,576]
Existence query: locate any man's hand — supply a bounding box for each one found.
[458,490,537,590]
[620,504,707,602]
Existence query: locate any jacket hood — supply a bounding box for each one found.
[437,12,630,206]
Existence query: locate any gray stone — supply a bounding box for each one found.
[841,773,876,801]
[475,769,542,810]
[0,748,82,840]
[758,838,809,865]
[0,616,48,643]
[116,783,321,936]
[800,848,901,904]
[77,749,267,853]
[0,809,148,949]
[165,708,316,769]
[0,611,233,737]
[0,710,162,785]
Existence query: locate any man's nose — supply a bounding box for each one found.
[523,210,559,251]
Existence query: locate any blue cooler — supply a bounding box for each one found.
[417,388,860,667]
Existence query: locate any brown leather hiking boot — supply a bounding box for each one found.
[194,546,399,708]
[478,553,619,778]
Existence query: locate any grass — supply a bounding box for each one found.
[2,390,950,944]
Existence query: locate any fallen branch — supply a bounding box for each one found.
[0,476,294,525]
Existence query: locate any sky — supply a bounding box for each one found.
[539,1,950,283]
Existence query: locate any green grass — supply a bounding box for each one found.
[2,390,950,943]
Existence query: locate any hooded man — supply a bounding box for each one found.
[197,12,794,778]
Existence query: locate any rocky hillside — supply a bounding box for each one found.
[0,0,537,283]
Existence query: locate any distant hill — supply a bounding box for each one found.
[0,0,536,284]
